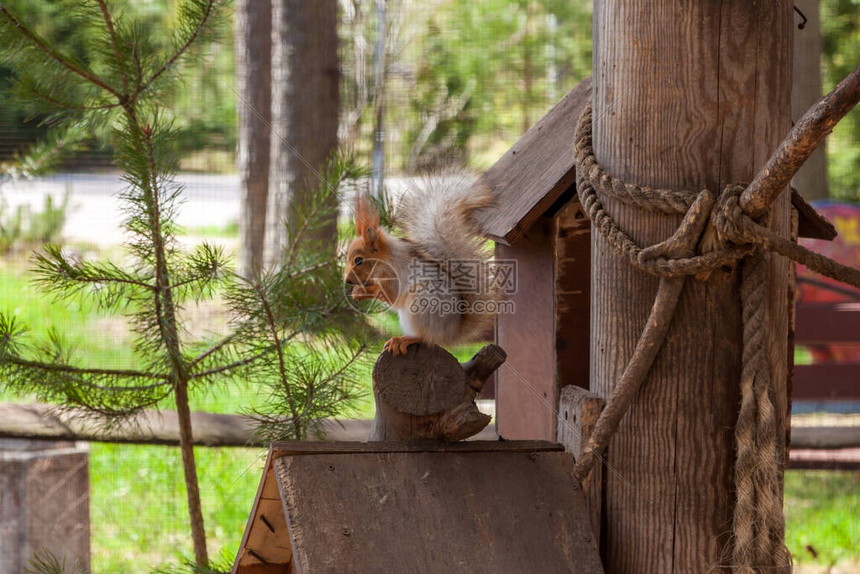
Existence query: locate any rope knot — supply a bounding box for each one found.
[712,183,768,249]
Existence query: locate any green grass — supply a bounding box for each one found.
[785,470,860,571]
[180,222,239,239]
[89,443,265,573]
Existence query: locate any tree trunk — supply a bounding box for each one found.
[265,0,340,268]
[591,2,792,572]
[791,0,828,200]
[175,379,208,567]
[235,0,272,276]
[371,0,386,197]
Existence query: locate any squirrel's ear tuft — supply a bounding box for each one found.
[363,226,382,251]
[354,193,379,238]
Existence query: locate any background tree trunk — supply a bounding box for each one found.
[235,0,272,276]
[792,0,829,200]
[590,2,792,572]
[265,0,340,267]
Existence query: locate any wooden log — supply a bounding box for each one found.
[0,403,499,446]
[591,2,792,571]
[368,344,504,442]
[0,439,90,574]
[557,386,605,548]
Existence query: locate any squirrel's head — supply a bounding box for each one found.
[344,193,390,289]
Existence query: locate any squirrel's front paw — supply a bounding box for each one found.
[383,336,421,356]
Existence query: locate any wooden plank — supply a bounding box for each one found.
[475,78,592,245]
[273,449,603,573]
[557,386,605,548]
[269,440,562,457]
[793,364,860,399]
[495,219,558,440]
[789,448,860,470]
[795,303,860,343]
[239,498,292,568]
[790,426,860,449]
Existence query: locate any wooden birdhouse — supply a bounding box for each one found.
[472,77,837,442]
[230,441,603,573]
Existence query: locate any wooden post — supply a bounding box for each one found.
[369,344,504,442]
[591,2,792,572]
[0,439,90,573]
[557,386,605,548]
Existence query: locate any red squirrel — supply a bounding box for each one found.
[343,171,498,355]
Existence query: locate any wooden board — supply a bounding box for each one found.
[475,78,592,245]
[789,448,860,470]
[273,447,602,573]
[232,441,602,574]
[495,219,558,441]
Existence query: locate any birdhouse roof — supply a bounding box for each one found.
[474,77,835,245]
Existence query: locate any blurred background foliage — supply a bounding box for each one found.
[821,0,860,200]
[1,0,856,199]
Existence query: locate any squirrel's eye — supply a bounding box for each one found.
[354,256,364,266]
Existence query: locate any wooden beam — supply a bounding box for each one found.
[0,403,499,446]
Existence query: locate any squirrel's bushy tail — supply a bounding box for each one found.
[396,170,492,264]
[397,170,498,341]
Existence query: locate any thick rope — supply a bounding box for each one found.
[572,99,860,573]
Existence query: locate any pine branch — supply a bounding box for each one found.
[95,0,129,94]
[28,86,119,112]
[3,355,169,390]
[255,280,299,423]
[0,4,119,97]
[134,0,218,98]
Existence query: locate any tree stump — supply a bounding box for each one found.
[369,344,506,442]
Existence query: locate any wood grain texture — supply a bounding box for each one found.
[0,440,90,574]
[591,2,792,572]
[476,78,591,244]
[495,219,558,440]
[557,386,605,548]
[273,449,603,573]
[369,344,502,441]
[269,440,562,456]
